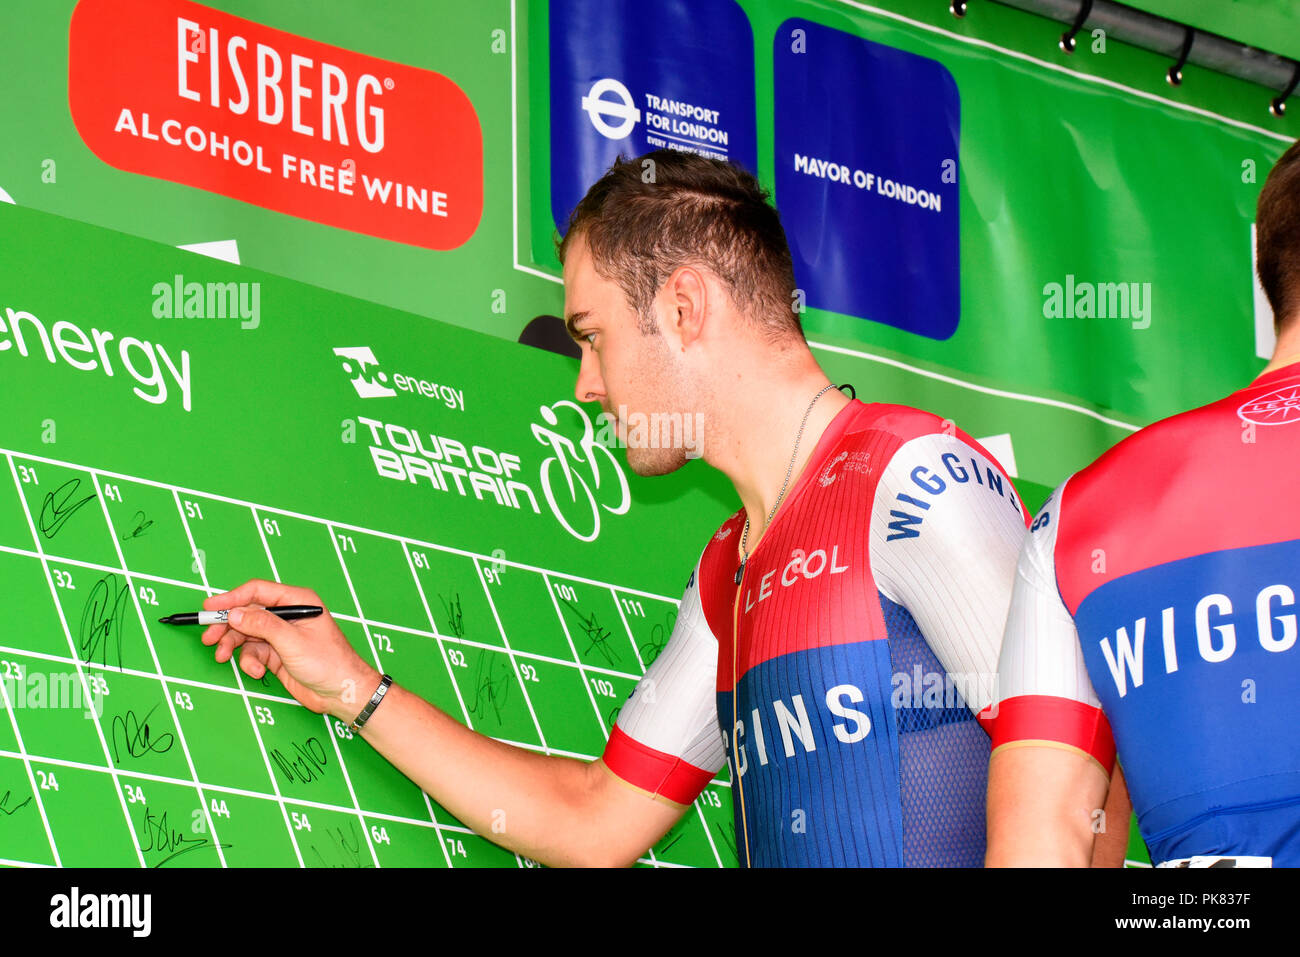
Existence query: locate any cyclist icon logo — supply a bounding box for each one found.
[530,400,631,542]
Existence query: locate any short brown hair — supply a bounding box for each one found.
[556,150,802,340]
[1257,138,1300,334]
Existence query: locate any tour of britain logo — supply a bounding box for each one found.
[548,0,757,233]
[338,347,630,542]
[1239,383,1300,426]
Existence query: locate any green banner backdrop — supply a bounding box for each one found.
[1,0,1295,868]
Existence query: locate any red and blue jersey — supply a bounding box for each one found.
[989,362,1300,866]
[601,399,1028,866]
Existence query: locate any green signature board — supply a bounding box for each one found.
[0,203,739,867]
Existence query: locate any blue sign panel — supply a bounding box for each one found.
[774,19,961,339]
[549,0,758,233]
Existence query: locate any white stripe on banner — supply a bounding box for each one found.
[809,339,1141,432]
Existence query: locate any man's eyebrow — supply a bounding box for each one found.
[564,310,591,341]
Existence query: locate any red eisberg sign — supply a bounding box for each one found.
[69,0,482,249]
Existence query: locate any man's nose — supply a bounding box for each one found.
[574,348,605,404]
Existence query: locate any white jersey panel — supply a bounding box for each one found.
[613,559,727,774]
[869,432,1027,715]
[994,480,1102,709]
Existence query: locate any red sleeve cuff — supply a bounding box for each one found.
[601,725,715,806]
[980,694,1116,773]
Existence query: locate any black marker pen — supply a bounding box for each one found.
[158,605,324,626]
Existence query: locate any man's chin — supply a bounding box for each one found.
[625,445,689,477]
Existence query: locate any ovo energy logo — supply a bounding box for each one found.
[333,345,465,409]
[334,346,396,399]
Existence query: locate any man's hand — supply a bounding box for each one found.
[200,579,379,722]
[200,579,688,866]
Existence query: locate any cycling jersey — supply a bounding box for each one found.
[600,399,1028,866]
[988,362,1300,866]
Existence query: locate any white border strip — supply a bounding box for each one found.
[810,339,1140,432]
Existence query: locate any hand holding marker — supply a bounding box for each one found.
[158,605,324,626]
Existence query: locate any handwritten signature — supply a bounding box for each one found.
[110,704,175,762]
[466,649,510,725]
[138,804,230,867]
[658,822,685,854]
[0,789,32,817]
[437,592,465,637]
[559,598,619,666]
[307,821,371,868]
[38,478,96,539]
[640,610,677,666]
[714,821,738,859]
[270,737,329,785]
[79,573,131,670]
[120,510,154,541]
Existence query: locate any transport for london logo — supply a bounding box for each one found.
[581,78,640,140]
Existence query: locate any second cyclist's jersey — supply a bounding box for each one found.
[989,362,1300,866]
[600,399,1028,866]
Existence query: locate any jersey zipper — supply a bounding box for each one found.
[732,566,752,868]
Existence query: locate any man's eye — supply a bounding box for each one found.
[584,333,597,347]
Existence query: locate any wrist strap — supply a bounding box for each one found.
[349,674,392,732]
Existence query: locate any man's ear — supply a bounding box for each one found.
[665,263,708,349]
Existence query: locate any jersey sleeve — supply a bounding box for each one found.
[869,432,1028,716]
[598,558,726,806]
[984,481,1116,772]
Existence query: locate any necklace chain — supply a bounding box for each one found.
[735,383,838,584]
